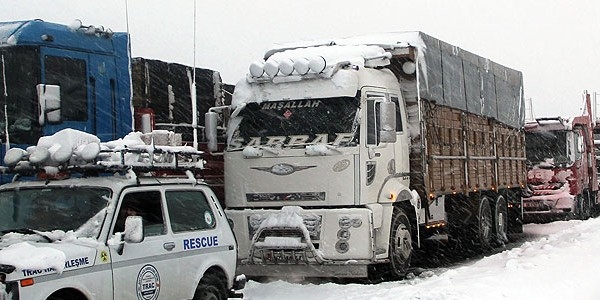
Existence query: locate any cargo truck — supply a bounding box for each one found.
[0,19,226,193]
[205,32,526,279]
[523,92,598,222]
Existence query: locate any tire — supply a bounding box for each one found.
[193,273,226,300]
[476,196,493,251]
[494,196,509,245]
[577,194,591,220]
[388,207,413,279]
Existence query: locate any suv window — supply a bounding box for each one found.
[166,190,216,233]
[114,191,165,236]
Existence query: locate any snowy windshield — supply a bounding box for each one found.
[0,186,111,239]
[228,96,360,150]
[525,130,571,165]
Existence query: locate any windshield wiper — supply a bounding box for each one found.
[1,228,53,242]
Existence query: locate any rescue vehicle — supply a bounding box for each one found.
[0,129,244,300]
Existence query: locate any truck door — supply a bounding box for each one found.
[110,189,183,299]
[390,93,410,184]
[40,48,92,136]
[361,89,396,203]
[88,54,118,141]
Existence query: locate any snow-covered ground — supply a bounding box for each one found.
[243,218,600,300]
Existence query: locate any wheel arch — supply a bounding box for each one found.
[47,287,89,300]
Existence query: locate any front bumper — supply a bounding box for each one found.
[236,260,372,278]
[522,197,574,222]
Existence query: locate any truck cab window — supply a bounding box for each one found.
[44,55,87,121]
[0,47,42,144]
[366,98,381,145]
[391,96,403,132]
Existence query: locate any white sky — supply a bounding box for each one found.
[2,0,600,118]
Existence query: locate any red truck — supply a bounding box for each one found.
[523,92,598,222]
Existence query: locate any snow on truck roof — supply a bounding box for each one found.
[0,19,124,54]
[2,129,204,178]
[241,31,525,129]
[263,31,425,59]
[246,32,425,81]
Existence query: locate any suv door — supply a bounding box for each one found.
[110,188,181,299]
[163,187,228,299]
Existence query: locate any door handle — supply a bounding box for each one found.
[163,242,175,251]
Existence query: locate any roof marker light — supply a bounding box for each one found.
[402,61,416,74]
[279,59,295,76]
[249,62,265,77]
[308,56,327,73]
[263,60,279,77]
[68,19,83,31]
[293,58,310,75]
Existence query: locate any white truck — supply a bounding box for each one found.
[0,129,245,300]
[205,32,526,279]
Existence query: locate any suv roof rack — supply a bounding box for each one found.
[2,129,205,179]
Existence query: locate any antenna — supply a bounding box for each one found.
[1,54,9,150]
[191,0,198,149]
[125,0,134,131]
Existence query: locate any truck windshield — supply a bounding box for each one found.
[228,96,360,150]
[0,186,111,239]
[526,130,570,165]
[0,46,43,145]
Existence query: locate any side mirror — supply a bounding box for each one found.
[205,111,219,152]
[379,101,397,143]
[123,216,144,243]
[36,84,62,125]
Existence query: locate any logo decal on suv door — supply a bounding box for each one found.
[136,264,161,300]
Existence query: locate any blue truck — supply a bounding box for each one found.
[0,19,226,187]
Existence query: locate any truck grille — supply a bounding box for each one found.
[247,214,322,241]
[246,192,326,202]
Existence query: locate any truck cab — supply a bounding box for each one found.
[0,20,132,145]
[523,98,599,222]
[0,129,244,300]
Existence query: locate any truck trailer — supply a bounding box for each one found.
[206,32,526,279]
[523,92,598,222]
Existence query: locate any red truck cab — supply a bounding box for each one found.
[523,93,598,222]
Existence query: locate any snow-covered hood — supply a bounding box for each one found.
[0,237,97,281]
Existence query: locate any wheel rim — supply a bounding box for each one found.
[393,221,412,261]
[479,198,492,243]
[495,196,508,242]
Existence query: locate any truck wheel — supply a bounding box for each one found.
[193,273,226,300]
[494,196,509,245]
[476,196,493,250]
[389,207,413,279]
[577,194,591,220]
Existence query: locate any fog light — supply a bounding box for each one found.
[351,217,363,228]
[337,229,350,240]
[335,240,349,253]
[339,216,351,229]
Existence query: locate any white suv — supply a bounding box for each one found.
[0,130,245,300]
